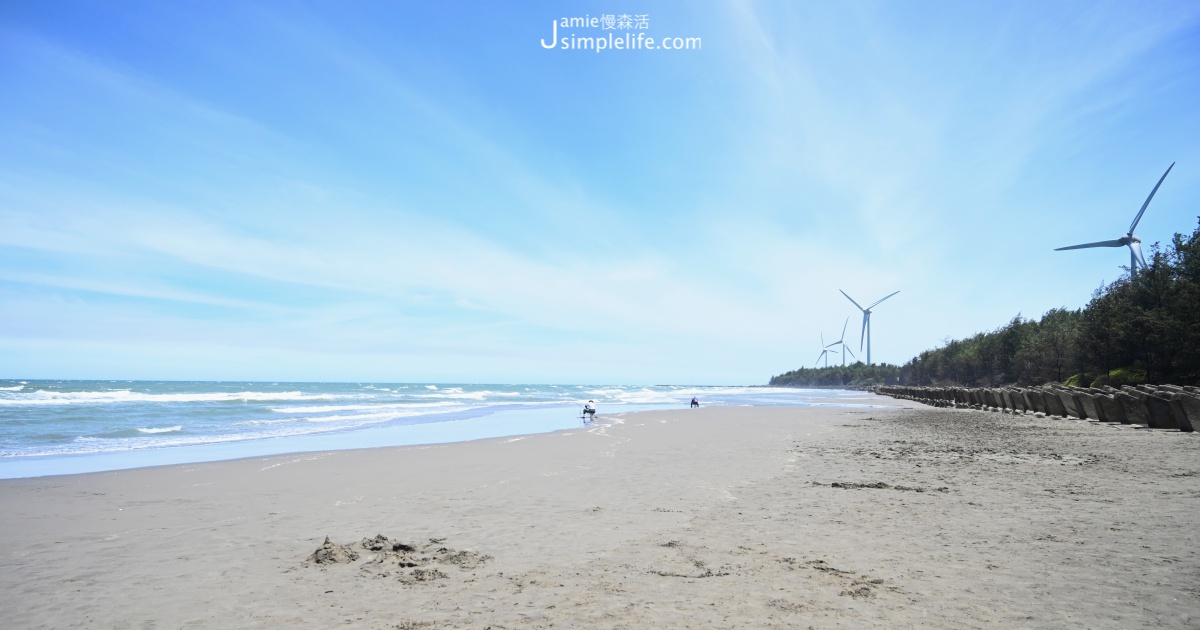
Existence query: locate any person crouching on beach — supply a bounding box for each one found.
[583,400,596,420]
[690,397,699,408]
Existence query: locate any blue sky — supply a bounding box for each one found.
[1,1,1198,384]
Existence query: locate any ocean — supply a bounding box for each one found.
[0,380,881,478]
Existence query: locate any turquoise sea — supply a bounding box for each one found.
[0,380,882,478]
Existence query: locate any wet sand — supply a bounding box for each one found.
[1,400,1197,628]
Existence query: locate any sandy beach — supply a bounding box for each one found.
[2,398,1198,628]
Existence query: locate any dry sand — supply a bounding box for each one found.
[1,399,1198,628]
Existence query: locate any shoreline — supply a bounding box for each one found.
[0,387,885,480]
[0,403,602,480]
[2,399,1197,628]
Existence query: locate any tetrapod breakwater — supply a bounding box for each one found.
[874,383,1200,432]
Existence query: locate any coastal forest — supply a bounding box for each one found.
[772,218,1200,388]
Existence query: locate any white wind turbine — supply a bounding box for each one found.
[815,333,832,368]
[839,289,899,366]
[1055,162,1174,278]
[825,317,857,366]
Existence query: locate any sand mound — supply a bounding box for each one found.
[303,534,491,583]
[361,533,416,553]
[306,536,360,565]
[400,567,447,584]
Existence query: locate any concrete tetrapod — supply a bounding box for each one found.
[1023,390,1045,416]
[1166,392,1200,432]
[1115,392,1150,425]
[1095,394,1126,423]
[1023,390,1039,414]
[1042,390,1068,418]
[1003,390,1023,414]
[1056,388,1084,417]
[1056,390,1084,419]
[1016,390,1033,414]
[1120,386,1178,429]
[1031,390,1052,416]
[989,389,1004,412]
[1140,392,1180,430]
[1072,393,1093,419]
[1085,389,1110,422]
[1147,388,1194,430]
[1075,391,1101,421]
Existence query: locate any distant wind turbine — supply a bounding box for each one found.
[1055,162,1175,278]
[825,317,857,366]
[815,333,831,368]
[839,289,900,366]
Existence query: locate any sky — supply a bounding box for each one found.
[1,1,1198,385]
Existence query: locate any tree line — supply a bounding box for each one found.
[768,362,901,388]
[771,218,1200,389]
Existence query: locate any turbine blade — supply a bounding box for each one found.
[1130,241,1147,270]
[840,317,849,341]
[867,290,900,309]
[844,346,855,359]
[860,314,868,351]
[839,289,865,311]
[1129,162,1174,234]
[1055,240,1125,251]
[815,350,827,365]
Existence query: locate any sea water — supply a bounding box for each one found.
[0,381,881,478]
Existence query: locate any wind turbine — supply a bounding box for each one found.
[825,317,857,366]
[1055,162,1175,278]
[815,333,831,368]
[840,289,899,365]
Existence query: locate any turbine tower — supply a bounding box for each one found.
[1055,162,1175,278]
[839,289,899,366]
[825,317,857,366]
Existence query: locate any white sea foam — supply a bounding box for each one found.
[60,407,449,454]
[425,385,438,390]
[239,402,484,426]
[269,401,460,414]
[412,389,513,401]
[29,426,339,457]
[576,387,682,405]
[0,385,24,391]
[299,407,479,424]
[137,426,182,434]
[231,417,299,427]
[0,390,350,406]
